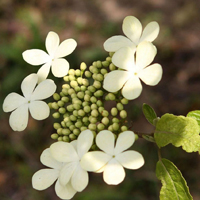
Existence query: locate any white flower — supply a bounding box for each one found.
[104,16,159,52]
[22,31,77,83]
[103,41,163,100]
[80,130,144,185]
[32,130,94,200]
[3,73,56,131]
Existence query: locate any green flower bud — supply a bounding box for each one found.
[74,86,81,92]
[88,86,96,93]
[77,91,84,99]
[51,102,59,109]
[100,68,107,75]
[96,60,102,68]
[71,94,77,99]
[93,67,99,74]
[78,109,85,117]
[101,110,109,117]
[70,80,78,88]
[69,69,75,75]
[91,104,98,110]
[84,105,91,113]
[63,136,70,142]
[69,115,77,121]
[108,125,113,132]
[102,61,109,67]
[109,63,116,71]
[73,98,82,105]
[90,117,97,124]
[98,106,104,113]
[90,96,97,103]
[58,136,63,141]
[135,134,139,140]
[73,110,78,116]
[121,98,128,104]
[73,128,80,136]
[82,117,89,123]
[81,86,87,91]
[51,133,58,140]
[108,93,116,101]
[73,103,81,110]
[111,107,118,116]
[94,90,103,97]
[77,77,82,85]
[80,62,87,71]
[97,123,105,131]
[92,73,97,80]
[106,57,112,62]
[66,121,73,127]
[62,128,70,135]
[93,81,101,89]
[102,117,109,125]
[121,126,128,131]
[91,109,99,117]
[53,93,60,101]
[75,121,82,128]
[75,69,81,76]
[84,94,91,101]
[67,105,74,112]
[61,121,66,127]
[63,76,69,82]
[61,97,69,103]
[68,88,75,95]
[85,70,92,78]
[62,84,70,89]
[92,61,97,67]
[48,102,52,109]
[120,110,127,118]
[57,128,63,135]
[112,122,119,131]
[52,112,60,118]
[82,79,89,86]
[117,103,124,111]
[69,75,76,81]
[88,123,96,131]
[59,107,66,114]
[96,74,104,81]
[97,100,103,107]
[69,125,76,131]
[53,122,61,130]
[82,101,89,107]
[69,134,76,140]
[85,90,92,95]
[80,126,87,131]
[64,117,70,123]
[57,100,65,107]
[109,52,115,57]
[89,65,94,72]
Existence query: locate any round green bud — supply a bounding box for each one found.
[80,126,87,131]
[75,69,81,76]
[85,70,92,78]
[121,98,128,105]
[73,128,80,136]
[90,96,97,103]
[77,77,82,85]
[84,105,91,113]
[51,133,58,140]
[81,86,87,91]
[93,67,99,74]
[53,93,60,101]
[80,62,87,71]
[92,61,97,67]
[60,92,65,97]
[69,69,75,75]
[106,57,112,62]
[82,101,89,107]
[88,86,96,93]
[98,106,104,113]
[48,102,52,109]
[112,117,119,123]
[89,65,94,72]
[66,121,73,127]
[75,121,82,128]
[61,97,69,103]
[51,102,59,109]
[52,112,60,118]
[69,134,76,140]
[108,93,116,101]
[109,52,115,57]
[67,105,74,112]
[73,103,81,110]
[120,110,127,118]
[73,98,82,105]
[82,117,89,123]
[62,84,70,89]
[61,121,66,128]
[59,107,66,114]
[97,123,105,131]
[82,79,89,86]
[91,109,99,117]
[100,68,107,75]
[69,75,76,81]
[91,104,98,110]
[96,60,102,68]
[68,88,75,95]
[63,136,70,142]
[108,125,113,132]
[92,73,97,80]
[111,107,118,116]
[62,88,68,95]
[101,110,109,117]
[62,128,70,135]
[69,125,76,131]
[78,109,85,117]
[71,93,77,99]
[63,113,69,118]
[88,123,96,131]
[74,86,81,92]
[63,76,69,82]
[53,122,61,130]
[94,90,103,97]
[135,134,139,140]
[89,117,97,124]
[102,61,109,67]
[69,115,77,121]
[112,122,119,131]
[57,100,65,107]
[58,136,63,141]
[102,117,109,125]
[96,74,104,81]
[93,81,101,89]
[57,128,63,135]
[84,94,91,101]
[109,63,116,71]
[96,100,103,107]
[64,116,70,123]
[73,110,78,116]
[121,126,128,131]
[117,103,124,111]
[85,90,92,95]
[77,91,84,99]
[70,80,78,88]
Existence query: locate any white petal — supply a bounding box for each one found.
[122,16,142,45]
[22,49,50,65]
[45,31,60,57]
[70,140,78,151]
[52,58,69,77]
[77,129,94,158]
[122,76,142,100]
[103,70,129,93]
[55,38,77,59]
[59,162,77,186]
[9,104,29,131]
[80,151,111,172]
[31,79,56,101]
[115,150,145,169]
[114,131,135,155]
[21,73,38,99]
[37,62,52,83]
[96,130,115,155]
[50,142,79,163]
[138,63,163,86]
[71,164,88,192]
[3,93,26,112]
[112,47,135,71]
[139,21,159,43]
[103,159,125,185]
[40,148,63,169]
[32,169,59,190]
[55,180,77,200]
[103,36,135,52]
[29,101,50,120]
[136,41,157,69]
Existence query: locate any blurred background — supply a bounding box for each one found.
[0,0,200,199]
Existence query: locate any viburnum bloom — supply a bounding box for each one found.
[80,130,144,185]
[3,73,56,131]
[22,31,77,83]
[104,16,159,52]
[32,130,94,199]
[103,41,162,100]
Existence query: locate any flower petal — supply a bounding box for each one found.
[45,31,60,57]
[122,76,142,100]
[59,162,77,186]
[55,180,77,200]
[139,21,159,43]
[21,73,38,99]
[103,70,129,93]
[22,49,50,65]
[103,36,135,52]
[50,141,79,163]
[103,159,125,185]
[29,101,50,120]
[114,131,135,155]
[31,79,56,101]
[122,16,142,45]
[52,58,69,78]
[32,169,59,190]
[80,151,111,172]
[3,93,26,112]
[71,164,88,192]
[55,38,77,59]
[9,104,29,131]
[37,62,52,83]
[116,150,145,169]
[96,130,115,155]
[71,140,78,151]
[136,41,157,69]
[112,47,135,71]
[40,148,63,169]
[138,63,163,86]
[77,129,94,158]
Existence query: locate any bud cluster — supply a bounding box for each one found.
[49,53,129,144]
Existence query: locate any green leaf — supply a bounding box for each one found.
[154,113,200,153]
[156,158,193,200]
[187,110,200,127]
[142,103,157,125]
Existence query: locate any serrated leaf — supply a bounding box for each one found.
[154,114,200,153]
[156,158,193,200]
[142,103,157,125]
[187,110,200,127]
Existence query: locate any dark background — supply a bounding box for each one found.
[0,0,200,199]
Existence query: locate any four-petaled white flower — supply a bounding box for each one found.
[103,41,163,100]
[3,73,56,131]
[81,130,144,185]
[22,31,77,83]
[104,15,159,53]
[32,129,94,200]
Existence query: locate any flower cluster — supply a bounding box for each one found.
[3,16,162,199]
